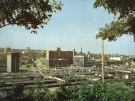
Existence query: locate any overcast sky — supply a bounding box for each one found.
[0,0,135,55]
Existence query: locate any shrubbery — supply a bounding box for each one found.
[52,82,135,101]
[1,81,135,101]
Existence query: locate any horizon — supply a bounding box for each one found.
[0,46,134,56]
[0,0,135,55]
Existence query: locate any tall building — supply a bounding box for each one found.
[0,54,7,72]
[0,48,4,53]
[45,48,74,68]
[4,47,11,54]
[7,52,20,73]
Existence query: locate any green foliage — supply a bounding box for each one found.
[1,81,135,101]
[96,20,128,41]
[105,83,135,101]
[49,82,135,101]
[53,86,77,101]
[0,84,26,101]
[26,85,52,101]
[52,82,135,101]
[0,0,62,33]
[12,84,25,97]
[94,0,135,18]
[34,58,46,67]
[94,0,135,41]
[75,82,135,101]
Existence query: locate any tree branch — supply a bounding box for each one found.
[0,23,12,28]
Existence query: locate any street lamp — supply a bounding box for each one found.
[101,38,105,82]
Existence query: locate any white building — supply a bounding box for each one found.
[73,55,85,67]
[110,56,122,61]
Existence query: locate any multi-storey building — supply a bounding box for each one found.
[45,48,74,68]
[7,52,20,73]
[0,54,7,72]
[0,52,20,73]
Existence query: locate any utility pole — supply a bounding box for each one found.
[101,38,105,82]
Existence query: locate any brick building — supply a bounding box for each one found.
[45,48,74,68]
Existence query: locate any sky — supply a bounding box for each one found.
[0,0,135,55]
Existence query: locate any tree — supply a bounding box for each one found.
[96,20,128,41]
[94,0,135,41]
[0,0,62,33]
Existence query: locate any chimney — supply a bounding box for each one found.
[73,49,76,56]
[57,47,61,52]
[81,48,82,54]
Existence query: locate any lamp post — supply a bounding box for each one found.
[101,38,105,82]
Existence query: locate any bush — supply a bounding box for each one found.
[26,88,51,101]
[53,86,78,101]
[105,83,135,101]
[53,82,135,101]
[2,81,135,101]
[76,82,135,101]
[26,81,52,101]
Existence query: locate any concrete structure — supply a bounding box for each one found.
[73,55,100,67]
[110,56,122,61]
[0,48,4,53]
[0,52,20,73]
[7,52,20,73]
[45,48,74,68]
[73,55,85,67]
[0,54,7,72]
[4,47,11,54]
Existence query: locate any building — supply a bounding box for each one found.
[0,48,4,53]
[110,56,122,61]
[4,47,11,54]
[73,55,85,67]
[0,54,7,72]
[7,52,20,73]
[0,52,20,73]
[45,48,74,68]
